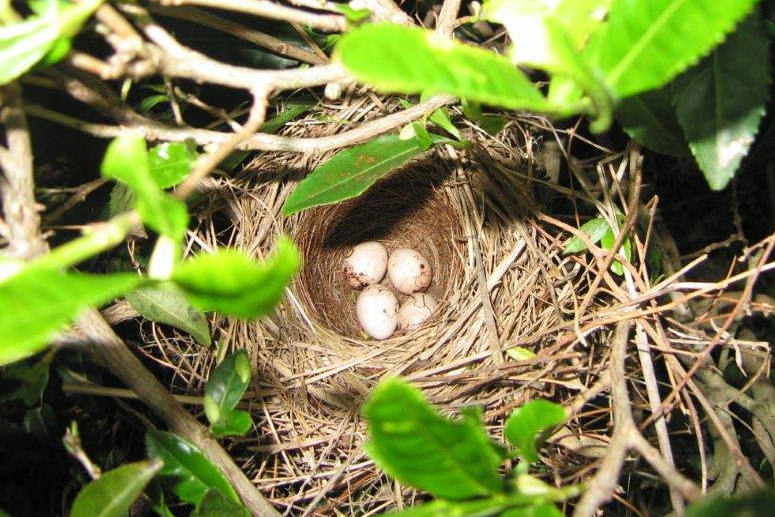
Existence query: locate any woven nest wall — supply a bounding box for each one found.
[136,104,620,514]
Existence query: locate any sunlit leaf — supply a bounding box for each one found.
[148,141,198,189]
[504,399,566,462]
[562,217,610,254]
[0,268,143,365]
[363,378,505,499]
[172,236,300,318]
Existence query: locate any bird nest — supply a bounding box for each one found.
[137,106,627,515]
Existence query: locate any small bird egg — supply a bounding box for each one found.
[356,285,398,340]
[387,248,432,295]
[344,241,388,289]
[397,293,438,332]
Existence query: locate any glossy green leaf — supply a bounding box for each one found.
[145,430,238,505]
[70,460,162,517]
[209,409,253,437]
[101,136,188,240]
[363,378,504,500]
[673,11,770,190]
[205,350,251,415]
[335,23,557,114]
[588,0,760,98]
[0,0,103,84]
[428,107,462,141]
[563,217,610,254]
[191,489,250,517]
[148,141,198,189]
[0,268,143,365]
[615,87,689,156]
[504,399,566,462]
[283,133,428,215]
[1,357,50,406]
[172,236,300,318]
[126,283,211,346]
[686,490,775,517]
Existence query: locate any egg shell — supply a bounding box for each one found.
[356,285,398,340]
[344,241,388,289]
[387,248,432,295]
[397,293,438,332]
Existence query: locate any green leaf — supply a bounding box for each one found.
[209,409,253,437]
[363,378,504,500]
[335,3,371,23]
[283,133,428,215]
[107,183,135,218]
[600,225,632,275]
[562,217,610,254]
[260,101,314,134]
[588,0,760,98]
[172,236,300,318]
[386,498,509,517]
[191,489,249,517]
[138,94,169,114]
[672,11,770,190]
[502,503,565,517]
[428,107,462,140]
[686,490,775,517]
[70,460,162,517]
[145,430,239,505]
[0,0,103,84]
[0,268,143,365]
[148,141,198,189]
[1,357,50,406]
[125,283,211,346]
[335,23,558,114]
[615,87,690,156]
[101,136,188,240]
[205,350,251,415]
[504,399,566,462]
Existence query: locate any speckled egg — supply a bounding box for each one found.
[387,248,432,295]
[343,241,388,289]
[397,293,438,331]
[356,285,399,339]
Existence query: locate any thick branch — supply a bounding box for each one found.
[0,83,46,258]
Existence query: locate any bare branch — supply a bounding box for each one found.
[26,94,455,153]
[435,0,462,38]
[0,83,47,258]
[158,0,346,32]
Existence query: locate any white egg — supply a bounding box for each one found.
[387,248,432,295]
[397,293,438,332]
[356,285,398,339]
[343,241,388,289]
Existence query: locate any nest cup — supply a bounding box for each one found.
[294,165,464,338]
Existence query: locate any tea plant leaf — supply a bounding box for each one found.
[101,135,188,240]
[588,0,760,98]
[146,430,239,505]
[0,0,103,84]
[172,236,300,318]
[260,101,314,134]
[191,489,249,517]
[615,87,689,156]
[70,460,162,517]
[363,378,504,500]
[428,106,461,140]
[148,141,198,189]
[283,133,428,215]
[386,498,510,516]
[205,350,251,414]
[673,11,769,190]
[504,399,566,462]
[126,283,211,346]
[502,503,565,517]
[563,217,610,254]
[335,23,557,114]
[0,268,143,365]
[600,225,632,275]
[209,409,253,437]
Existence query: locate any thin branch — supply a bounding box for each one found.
[75,309,281,517]
[0,83,47,258]
[157,0,346,32]
[435,0,461,38]
[25,94,455,153]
